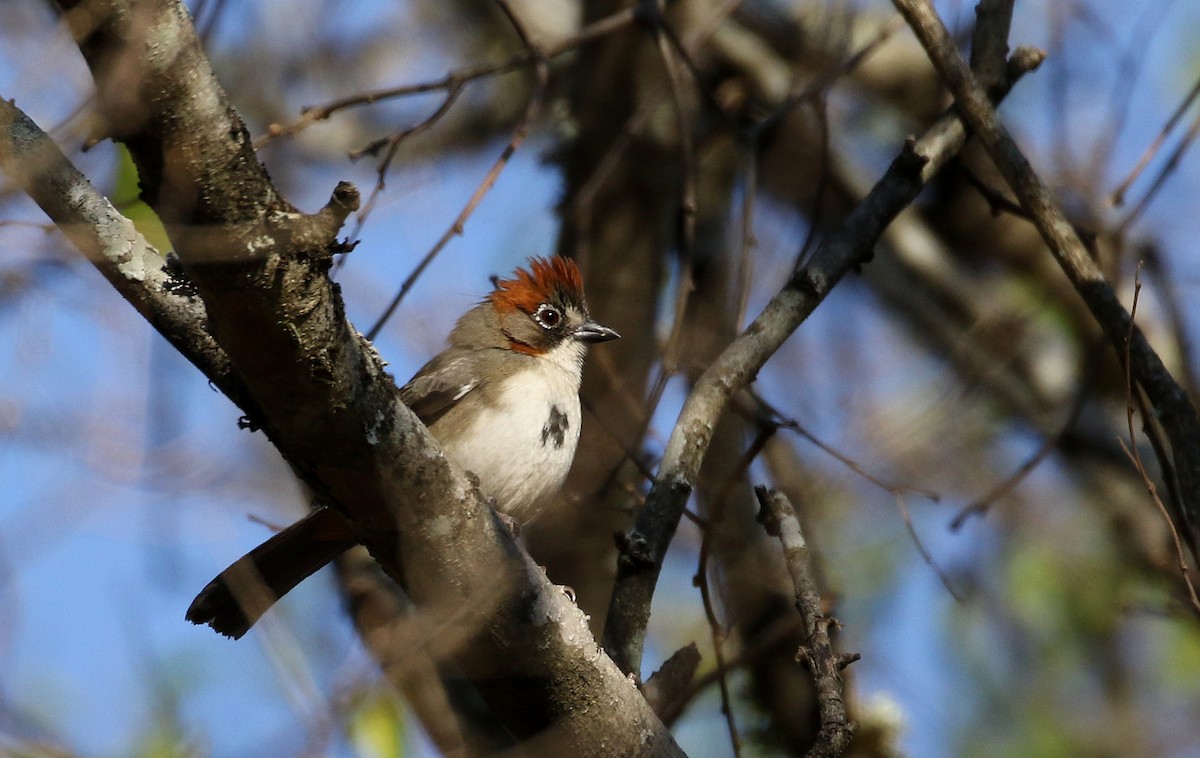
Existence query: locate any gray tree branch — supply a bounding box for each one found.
[892,0,1200,562]
[603,0,1036,678]
[0,98,247,408]
[755,487,857,758]
[2,1,685,752]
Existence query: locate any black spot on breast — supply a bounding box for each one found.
[541,405,569,448]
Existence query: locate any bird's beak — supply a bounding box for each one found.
[574,320,620,344]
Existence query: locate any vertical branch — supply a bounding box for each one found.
[755,487,858,758]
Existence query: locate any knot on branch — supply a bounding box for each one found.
[325,180,362,222]
[642,642,701,721]
[754,484,785,536]
[614,528,656,569]
[265,181,362,267]
[895,136,931,176]
[1007,46,1047,78]
[310,180,361,246]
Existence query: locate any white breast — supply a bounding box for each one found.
[439,341,585,521]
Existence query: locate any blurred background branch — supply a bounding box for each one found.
[4,0,1200,755]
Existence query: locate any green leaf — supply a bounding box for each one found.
[348,687,406,758]
[114,145,171,253]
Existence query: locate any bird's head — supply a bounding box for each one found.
[484,256,619,360]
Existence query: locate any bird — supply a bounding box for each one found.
[186,255,619,639]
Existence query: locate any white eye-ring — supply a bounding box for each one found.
[535,304,562,329]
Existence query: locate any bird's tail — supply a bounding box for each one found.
[186,506,357,639]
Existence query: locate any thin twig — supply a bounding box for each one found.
[1119,268,1200,615]
[752,15,905,141]
[654,8,742,126]
[742,391,957,596]
[1088,1,1174,198]
[1115,107,1200,238]
[670,614,805,722]
[649,10,699,380]
[602,37,1043,677]
[641,642,702,723]
[795,93,831,268]
[755,487,857,757]
[894,492,962,602]
[254,8,636,148]
[959,165,1029,219]
[1110,70,1200,206]
[1141,244,1200,406]
[365,7,550,340]
[770,413,939,502]
[893,0,1200,570]
[950,384,1088,530]
[694,426,776,758]
[734,144,757,331]
[344,82,467,251]
[787,416,956,599]
[580,396,659,485]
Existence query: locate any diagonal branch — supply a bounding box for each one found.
[602,0,1037,678]
[892,0,1200,559]
[14,1,685,751]
[0,98,250,412]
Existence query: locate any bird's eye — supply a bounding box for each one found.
[535,304,562,329]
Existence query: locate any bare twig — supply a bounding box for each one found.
[694,425,776,757]
[752,15,905,141]
[959,165,1029,219]
[755,487,857,757]
[765,409,939,502]
[255,7,637,147]
[734,144,757,330]
[1141,244,1200,405]
[670,614,805,721]
[603,31,1043,677]
[748,394,956,598]
[794,94,831,267]
[642,642,702,725]
[1119,269,1200,614]
[893,492,962,602]
[345,82,467,247]
[364,8,551,340]
[1115,107,1200,238]
[1110,71,1200,206]
[1088,2,1174,197]
[950,385,1088,530]
[651,2,745,124]
[648,10,698,379]
[893,0,1200,555]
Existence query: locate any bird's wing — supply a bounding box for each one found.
[399,352,480,427]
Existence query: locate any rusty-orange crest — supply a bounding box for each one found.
[489,256,585,314]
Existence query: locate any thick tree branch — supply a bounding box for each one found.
[603,5,1038,678]
[892,0,1200,556]
[0,98,252,409]
[12,1,684,751]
